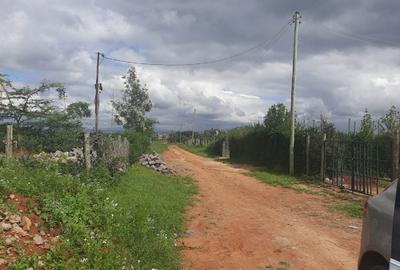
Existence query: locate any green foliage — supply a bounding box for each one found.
[150,140,169,154]
[264,103,290,135]
[177,144,216,158]
[0,76,90,153]
[0,80,64,127]
[66,102,91,119]
[248,167,364,218]
[112,67,155,132]
[208,123,310,173]
[19,112,85,152]
[328,200,364,218]
[0,159,196,269]
[358,109,374,140]
[380,105,400,135]
[121,130,152,163]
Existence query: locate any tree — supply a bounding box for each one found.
[112,67,154,131]
[0,77,91,152]
[66,102,91,119]
[264,103,290,135]
[381,105,400,135]
[0,80,65,127]
[358,109,374,139]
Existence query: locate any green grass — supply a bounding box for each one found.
[150,140,170,154]
[0,158,196,269]
[246,169,365,219]
[108,167,197,270]
[246,170,319,194]
[328,200,364,218]
[176,143,216,158]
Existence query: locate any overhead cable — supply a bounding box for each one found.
[101,20,292,67]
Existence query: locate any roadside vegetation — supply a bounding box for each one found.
[0,70,197,268]
[0,158,196,269]
[175,143,216,158]
[150,140,169,154]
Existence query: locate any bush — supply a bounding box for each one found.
[121,131,152,163]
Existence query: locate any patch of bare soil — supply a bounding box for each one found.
[163,145,361,270]
[0,194,61,269]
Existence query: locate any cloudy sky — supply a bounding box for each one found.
[1,0,399,132]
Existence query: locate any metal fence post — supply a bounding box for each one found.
[5,125,13,159]
[320,133,326,181]
[393,129,400,181]
[84,133,91,169]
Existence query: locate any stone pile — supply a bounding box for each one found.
[33,147,97,165]
[139,152,175,175]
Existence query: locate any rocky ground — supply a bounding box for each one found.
[139,152,175,175]
[0,194,61,269]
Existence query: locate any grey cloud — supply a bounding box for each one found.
[0,0,399,131]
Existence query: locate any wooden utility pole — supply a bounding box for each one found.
[95,52,103,133]
[289,11,301,175]
[306,134,310,175]
[191,108,196,145]
[393,129,400,181]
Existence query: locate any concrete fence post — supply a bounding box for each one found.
[5,125,13,159]
[222,138,230,158]
[320,133,326,181]
[84,133,91,169]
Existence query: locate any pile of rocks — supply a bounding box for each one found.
[32,147,98,166]
[139,152,175,175]
[33,148,83,163]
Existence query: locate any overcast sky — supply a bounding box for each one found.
[1,0,399,132]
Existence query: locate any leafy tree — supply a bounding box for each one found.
[380,105,400,135]
[0,76,91,152]
[358,109,374,139]
[263,103,290,135]
[112,67,154,131]
[0,80,65,127]
[66,102,91,119]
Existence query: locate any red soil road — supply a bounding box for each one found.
[163,145,362,270]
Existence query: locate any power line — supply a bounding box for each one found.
[320,24,397,47]
[101,20,291,67]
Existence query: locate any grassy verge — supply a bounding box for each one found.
[150,140,170,154]
[246,169,365,219]
[0,158,196,269]
[175,144,216,158]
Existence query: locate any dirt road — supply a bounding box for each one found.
[163,145,361,270]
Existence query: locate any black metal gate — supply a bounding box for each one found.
[324,140,392,195]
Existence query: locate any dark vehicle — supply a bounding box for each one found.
[359,180,400,270]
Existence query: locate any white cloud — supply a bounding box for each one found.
[0,0,399,131]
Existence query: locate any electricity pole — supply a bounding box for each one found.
[95,52,103,133]
[192,108,196,144]
[289,11,301,176]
